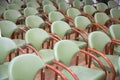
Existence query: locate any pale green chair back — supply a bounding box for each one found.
[25,15,44,28]
[0,20,17,38]
[9,54,45,80]
[58,2,69,12]
[0,0,9,9]
[56,0,66,4]
[42,0,53,6]
[7,3,21,10]
[0,6,6,17]
[27,1,40,9]
[25,28,50,51]
[0,37,17,64]
[24,7,39,16]
[48,11,65,22]
[11,0,24,6]
[96,3,108,12]
[43,5,57,14]
[83,5,97,15]
[84,0,94,5]
[67,8,81,19]
[109,24,120,40]
[73,0,83,9]
[88,31,111,52]
[110,8,120,19]
[94,12,110,25]
[74,16,91,30]
[54,40,79,66]
[108,0,118,8]
[3,10,22,23]
[51,21,71,39]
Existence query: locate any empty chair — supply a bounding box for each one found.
[110,8,120,19]
[25,15,45,29]
[3,9,24,24]
[7,3,21,11]
[84,0,94,5]
[58,2,69,15]
[88,31,120,80]
[8,54,67,80]
[27,1,40,9]
[72,0,84,9]
[51,21,87,49]
[0,20,26,48]
[66,7,81,19]
[24,28,59,64]
[83,5,97,16]
[0,37,17,80]
[23,7,39,16]
[48,11,65,23]
[53,40,106,80]
[96,3,109,12]
[109,24,120,55]
[42,0,53,6]
[94,12,120,29]
[108,0,118,9]
[43,4,57,14]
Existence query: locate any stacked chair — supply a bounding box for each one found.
[0,0,120,80]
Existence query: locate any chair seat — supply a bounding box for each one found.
[71,40,87,49]
[0,62,9,80]
[39,49,54,64]
[13,39,25,48]
[62,66,105,80]
[94,55,119,76]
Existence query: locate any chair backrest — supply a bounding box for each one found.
[0,6,6,17]
[0,0,9,9]
[67,8,81,19]
[0,20,17,38]
[43,4,57,14]
[84,0,94,5]
[27,1,40,9]
[88,31,111,52]
[94,12,110,25]
[83,5,97,15]
[0,37,17,64]
[108,0,118,8]
[48,11,65,22]
[25,15,44,28]
[54,40,79,66]
[3,10,22,23]
[110,8,120,19]
[58,2,69,12]
[51,21,71,39]
[25,28,50,51]
[96,3,108,12]
[74,16,91,30]
[11,0,24,6]
[73,0,83,9]
[42,0,53,6]
[109,24,120,40]
[56,0,66,4]
[9,54,45,80]
[7,3,21,10]
[24,7,39,16]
